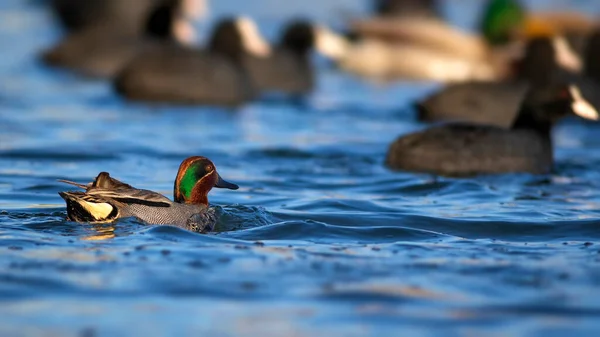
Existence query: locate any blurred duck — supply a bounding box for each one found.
[340,15,514,82]
[59,156,238,233]
[42,0,199,78]
[341,0,596,82]
[49,0,207,33]
[386,84,599,177]
[243,20,351,97]
[417,36,590,125]
[332,33,505,82]
[417,36,600,126]
[114,17,271,107]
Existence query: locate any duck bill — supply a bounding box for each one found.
[569,86,599,121]
[173,18,197,45]
[314,26,349,61]
[237,17,271,57]
[215,174,239,190]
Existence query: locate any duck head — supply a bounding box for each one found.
[480,0,525,45]
[144,0,200,45]
[518,36,582,84]
[281,20,349,60]
[209,16,271,60]
[514,84,599,131]
[173,156,238,205]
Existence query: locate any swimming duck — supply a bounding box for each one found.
[417,36,598,125]
[42,0,198,78]
[346,0,502,81]
[386,84,599,176]
[58,156,239,233]
[343,0,595,82]
[114,16,271,106]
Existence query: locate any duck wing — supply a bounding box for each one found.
[58,171,133,191]
[57,179,90,190]
[90,172,134,189]
[60,172,172,207]
[87,187,172,207]
[59,191,120,223]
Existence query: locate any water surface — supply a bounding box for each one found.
[2,0,600,336]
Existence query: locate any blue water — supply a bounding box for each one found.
[2,0,600,336]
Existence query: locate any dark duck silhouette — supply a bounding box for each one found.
[386,84,599,176]
[114,16,271,107]
[42,0,197,78]
[416,36,597,126]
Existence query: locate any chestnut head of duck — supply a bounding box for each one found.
[173,156,238,206]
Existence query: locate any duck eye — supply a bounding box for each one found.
[205,165,213,172]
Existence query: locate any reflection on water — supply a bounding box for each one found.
[1,0,600,335]
[82,225,116,241]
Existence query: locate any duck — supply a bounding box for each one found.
[341,0,595,82]
[114,16,271,106]
[58,156,239,233]
[337,17,504,82]
[342,0,505,82]
[42,0,198,78]
[417,36,600,126]
[242,20,350,98]
[386,84,599,177]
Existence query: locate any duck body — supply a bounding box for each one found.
[417,36,599,125]
[338,39,502,82]
[417,81,529,127]
[43,0,195,78]
[243,48,313,97]
[343,18,506,82]
[115,45,256,106]
[387,84,599,176]
[59,156,239,233]
[386,124,552,176]
[242,20,347,98]
[42,27,163,78]
[114,17,270,106]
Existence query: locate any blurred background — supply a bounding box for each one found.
[2,0,600,336]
